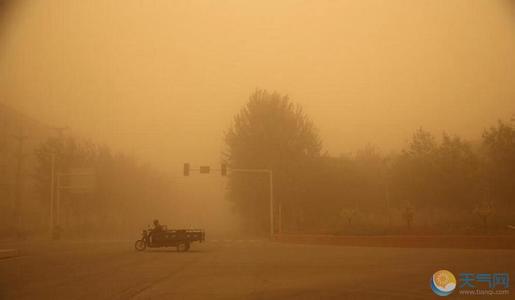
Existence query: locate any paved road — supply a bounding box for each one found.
[0,239,513,299]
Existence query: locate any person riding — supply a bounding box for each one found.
[152,219,163,232]
[149,219,164,243]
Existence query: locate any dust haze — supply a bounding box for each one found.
[2,1,515,299]
[1,0,515,237]
[2,0,514,159]
[0,1,513,231]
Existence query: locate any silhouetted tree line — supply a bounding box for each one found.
[0,103,52,237]
[225,90,515,234]
[34,136,172,238]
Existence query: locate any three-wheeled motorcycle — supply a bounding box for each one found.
[134,228,205,252]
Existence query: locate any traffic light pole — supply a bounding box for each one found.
[183,163,278,238]
[231,169,275,238]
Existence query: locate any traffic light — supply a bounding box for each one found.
[221,164,227,176]
[199,166,210,174]
[183,163,190,176]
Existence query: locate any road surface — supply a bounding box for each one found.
[0,239,513,299]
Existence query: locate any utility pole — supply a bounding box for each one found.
[49,153,55,235]
[11,128,28,236]
[56,173,61,228]
[49,126,67,239]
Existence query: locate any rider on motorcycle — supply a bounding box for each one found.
[149,219,163,242]
[152,219,163,232]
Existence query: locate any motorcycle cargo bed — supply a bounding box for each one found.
[154,229,205,243]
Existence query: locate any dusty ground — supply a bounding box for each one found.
[0,239,513,299]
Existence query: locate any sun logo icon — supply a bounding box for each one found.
[430,270,457,296]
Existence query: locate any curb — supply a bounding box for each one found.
[273,234,515,250]
[0,249,19,259]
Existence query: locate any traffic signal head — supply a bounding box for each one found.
[221,164,227,176]
[199,166,210,174]
[183,163,190,176]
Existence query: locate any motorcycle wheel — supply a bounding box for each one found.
[134,239,147,251]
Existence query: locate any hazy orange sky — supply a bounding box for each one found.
[1,0,515,172]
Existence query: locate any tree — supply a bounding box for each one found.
[391,129,481,221]
[224,89,322,233]
[407,128,436,156]
[340,208,358,226]
[402,201,415,229]
[481,120,515,212]
[433,133,480,211]
[390,128,438,212]
[353,145,388,212]
[473,200,495,231]
[34,136,172,237]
